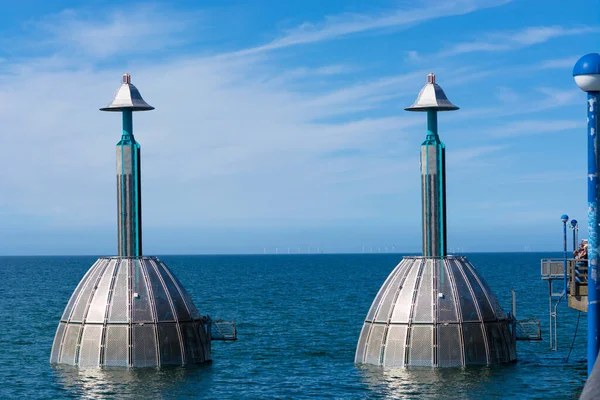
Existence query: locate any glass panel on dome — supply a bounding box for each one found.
[155,263,191,321]
[383,325,407,368]
[132,260,153,322]
[365,325,384,365]
[438,325,462,367]
[50,323,66,364]
[158,324,183,365]
[438,261,458,322]
[486,323,509,363]
[355,323,370,363]
[59,324,81,365]
[181,323,204,363]
[501,322,516,361]
[104,326,129,367]
[461,262,495,321]
[462,323,487,364]
[86,260,117,323]
[366,260,406,321]
[78,325,103,367]
[133,325,157,367]
[408,326,433,366]
[469,261,507,320]
[70,260,108,322]
[375,260,413,322]
[145,261,175,322]
[109,260,129,323]
[413,260,433,323]
[161,261,202,320]
[390,260,422,323]
[449,260,479,322]
[61,260,100,321]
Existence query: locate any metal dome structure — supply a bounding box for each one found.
[355,74,516,367]
[50,74,218,368]
[355,256,515,367]
[50,257,210,367]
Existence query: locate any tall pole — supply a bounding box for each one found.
[574,53,600,375]
[405,73,458,259]
[116,110,142,257]
[101,73,154,258]
[561,214,569,296]
[588,92,600,374]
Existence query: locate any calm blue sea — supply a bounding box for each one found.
[0,253,588,399]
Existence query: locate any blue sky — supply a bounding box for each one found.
[0,0,596,255]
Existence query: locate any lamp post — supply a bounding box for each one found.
[574,53,600,375]
[571,219,579,253]
[562,214,569,297]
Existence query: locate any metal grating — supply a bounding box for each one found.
[390,260,421,322]
[365,325,385,365]
[132,261,153,322]
[375,261,411,322]
[61,260,99,321]
[52,257,214,367]
[408,326,433,366]
[366,261,404,321]
[78,325,103,367]
[438,324,462,367]
[181,323,204,364]
[449,260,479,322]
[355,323,370,362]
[145,261,175,322]
[59,324,81,365]
[104,325,129,367]
[438,261,458,322]
[486,323,509,364]
[382,325,407,367]
[161,262,202,320]
[86,260,117,323]
[462,323,487,364]
[461,262,495,321]
[356,256,514,368]
[413,260,433,322]
[133,324,157,367]
[108,260,129,322]
[69,260,107,322]
[50,323,66,364]
[158,324,183,365]
[155,262,191,322]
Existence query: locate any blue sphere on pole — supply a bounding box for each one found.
[561,214,569,223]
[574,53,600,376]
[571,219,578,228]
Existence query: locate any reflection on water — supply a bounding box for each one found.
[358,364,499,399]
[52,364,212,399]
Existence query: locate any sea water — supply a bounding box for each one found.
[0,253,587,399]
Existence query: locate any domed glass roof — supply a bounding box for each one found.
[355,256,516,367]
[50,257,210,367]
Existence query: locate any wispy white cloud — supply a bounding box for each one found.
[232,0,512,56]
[487,119,583,137]
[439,25,599,57]
[21,5,202,59]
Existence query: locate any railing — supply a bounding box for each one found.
[211,320,237,341]
[515,318,542,341]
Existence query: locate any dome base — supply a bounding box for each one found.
[50,256,211,367]
[355,256,516,367]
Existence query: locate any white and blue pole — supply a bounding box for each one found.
[574,53,600,375]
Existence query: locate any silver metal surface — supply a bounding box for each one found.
[50,256,211,367]
[405,73,459,112]
[355,256,516,367]
[100,74,154,111]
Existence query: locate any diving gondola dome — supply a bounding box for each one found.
[355,256,516,367]
[50,257,211,367]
